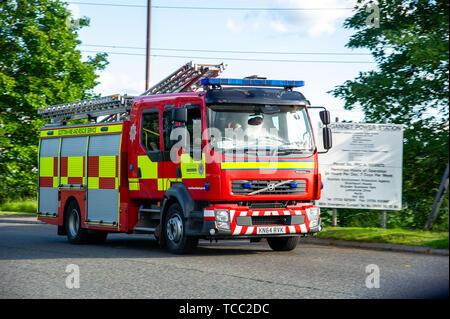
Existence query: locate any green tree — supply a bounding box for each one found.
[331,0,449,229]
[0,0,108,202]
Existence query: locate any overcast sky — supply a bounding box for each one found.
[68,0,377,122]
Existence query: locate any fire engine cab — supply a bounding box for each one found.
[37,62,332,254]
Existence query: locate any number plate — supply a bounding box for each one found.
[256,226,285,235]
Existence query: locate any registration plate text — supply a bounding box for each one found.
[256,226,285,235]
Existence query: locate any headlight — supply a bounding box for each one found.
[215,210,229,222]
[215,209,230,230]
[309,207,320,228]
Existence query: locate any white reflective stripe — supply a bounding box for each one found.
[264,211,271,216]
[240,211,248,216]
[295,210,302,215]
[252,211,260,216]
[271,211,279,216]
[283,210,290,215]
[233,225,242,235]
[204,210,214,218]
[246,227,254,235]
[300,224,308,233]
[288,226,296,233]
[305,208,311,220]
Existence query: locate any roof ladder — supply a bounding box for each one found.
[37,94,136,123]
[38,61,225,124]
[142,61,226,95]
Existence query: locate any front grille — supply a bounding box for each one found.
[249,202,286,209]
[251,216,289,226]
[232,180,306,195]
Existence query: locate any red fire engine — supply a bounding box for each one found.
[37,62,332,254]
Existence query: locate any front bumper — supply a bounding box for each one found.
[187,204,322,238]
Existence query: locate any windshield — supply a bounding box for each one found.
[207,104,315,157]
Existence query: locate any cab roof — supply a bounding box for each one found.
[205,87,309,106]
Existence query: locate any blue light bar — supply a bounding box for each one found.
[201,78,304,88]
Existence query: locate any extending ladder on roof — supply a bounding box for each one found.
[142,61,226,95]
[38,62,225,123]
[37,94,136,123]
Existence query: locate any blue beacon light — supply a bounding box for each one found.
[201,78,305,88]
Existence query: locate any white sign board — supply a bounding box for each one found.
[315,123,403,210]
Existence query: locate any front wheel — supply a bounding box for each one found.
[164,203,198,254]
[267,236,299,251]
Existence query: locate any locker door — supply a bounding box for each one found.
[86,133,121,226]
[38,138,60,217]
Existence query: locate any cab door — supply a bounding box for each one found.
[129,106,164,199]
[164,98,206,198]
[159,104,179,192]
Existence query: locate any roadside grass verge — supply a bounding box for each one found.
[0,199,37,216]
[317,227,449,250]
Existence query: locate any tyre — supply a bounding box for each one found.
[65,200,89,244]
[164,203,198,254]
[267,236,299,251]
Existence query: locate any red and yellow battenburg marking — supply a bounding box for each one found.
[88,155,119,189]
[129,155,205,192]
[39,157,58,188]
[60,156,85,185]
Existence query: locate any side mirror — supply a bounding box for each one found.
[307,106,332,153]
[319,110,330,125]
[172,107,188,123]
[322,127,332,150]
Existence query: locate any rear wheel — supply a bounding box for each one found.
[164,203,198,254]
[65,200,88,244]
[267,236,299,251]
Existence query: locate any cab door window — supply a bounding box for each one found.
[185,104,202,155]
[162,108,174,151]
[141,110,160,151]
[163,104,201,153]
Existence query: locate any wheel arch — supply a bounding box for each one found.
[57,196,79,235]
[62,196,78,222]
[161,183,195,219]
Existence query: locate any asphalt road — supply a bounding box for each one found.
[0,221,448,299]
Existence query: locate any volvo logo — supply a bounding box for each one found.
[267,183,276,191]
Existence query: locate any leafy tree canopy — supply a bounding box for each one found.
[331,0,449,229]
[333,0,448,124]
[0,0,108,201]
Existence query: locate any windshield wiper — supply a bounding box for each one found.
[276,148,309,155]
[259,136,289,145]
[223,147,310,156]
[225,147,275,155]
